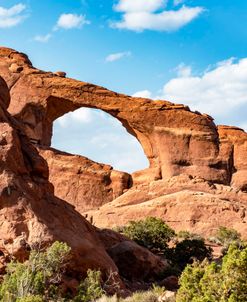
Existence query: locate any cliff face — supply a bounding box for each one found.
[0,75,121,279]
[0,47,247,241]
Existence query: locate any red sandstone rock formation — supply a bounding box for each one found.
[0,47,233,185]
[0,75,121,280]
[85,174,247,237]
[0,60,170,289]
[0,47,247,240]
[218,125,247,191]
[39,147,131,212]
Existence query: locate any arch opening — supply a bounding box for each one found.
[51,107,149,173]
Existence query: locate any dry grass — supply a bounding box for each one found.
[96,290,159,302]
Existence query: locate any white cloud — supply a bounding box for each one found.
[57,108,93,127]
[174,0,185,6]
[112,1,204,32]
[89,133,149,172]
[240,123,247,132]
[105,51,131,62]
[160,58,247,117]
[34,34,52,43]
[132,90,152,98]
[114,0,167,13]
[56,13,90,29]
[175,63,192,77]
[0,3,26,28]
[52,108,149,173]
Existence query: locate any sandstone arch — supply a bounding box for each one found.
[1,47,247,240]
[1,47,246,188]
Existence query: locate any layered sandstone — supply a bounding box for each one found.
[39,147,131,212]
[218,125,247,191]
[0,75,121,279]
[85,174,247,237]
[0,47,247,241]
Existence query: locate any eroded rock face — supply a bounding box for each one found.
[0,75,120,280]
[0,47,247,241]
[85,174,247,238]
[218,125,247,191]
[39,147,131,212]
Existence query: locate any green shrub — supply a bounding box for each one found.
[0,241,71,302]
[215,226,241,247]
[176,243,247,302]
[123,291,158,302]
[121,217,175,254]
[73,269,104,302]
[16,296,43,302]
[172,239,212,270]
[95,290,160,302]
[96,295,119,302]
[176,231,191,240]
[176,231,203,241]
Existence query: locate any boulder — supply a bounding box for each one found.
[107,241,169,281]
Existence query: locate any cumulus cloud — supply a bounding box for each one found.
[240,122,247,132]
[112,0,204,32]
[159,58,247,117]
[56,13,90,29]
[114,0,166,13]
[131,57,247,124]
[132,90,152,98]
[57,108,93,127]
[89,132,149,172]
[0,3,26,28]
[34,34,52,43]
[52,108,149,172]
[105,51,131,62]
[173,0,185,6]
[175,63,192,77]
[34,13,90,42]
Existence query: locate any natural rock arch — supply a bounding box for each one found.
[1,47,246,189]
[1,48,247,284]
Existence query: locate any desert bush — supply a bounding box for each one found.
[121,217,175,254]
[16,296,43,302]
[73,269,104,302]
[0,241,71,302]
[95,290,159,302]
[95,295,119,302]
[123,291,158,302]
[176,243,247,302]
[95,285,165,302]
[215,226,242,247]
[207,236,222,245]
[172,239,212,270]
[176,231,203,241]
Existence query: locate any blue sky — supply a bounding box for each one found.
[1,0,247,172]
